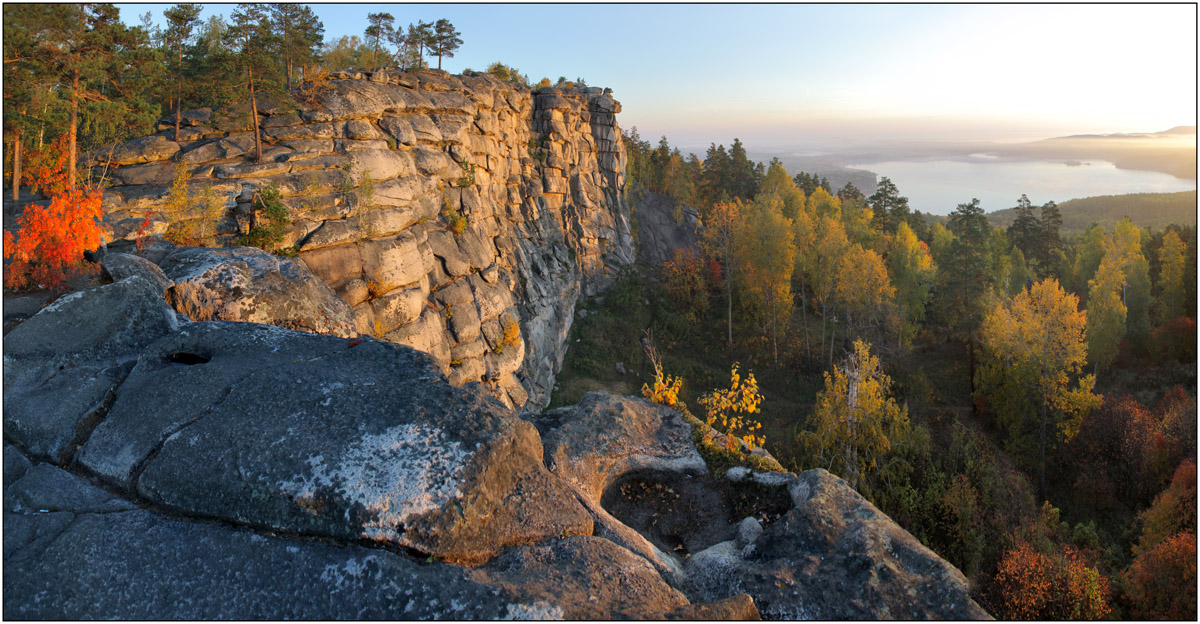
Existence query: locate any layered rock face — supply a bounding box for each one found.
[3,277,990,619]
[95,70,634,409]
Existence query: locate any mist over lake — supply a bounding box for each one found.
[848,158,1197,215]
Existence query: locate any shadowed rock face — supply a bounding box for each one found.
[93,70,636,410]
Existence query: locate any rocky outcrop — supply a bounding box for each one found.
[683,468,992,620]
[631,189,703,267]
[2,275,182,464]
[3,275,989,619]
[93,70,635,409]
[158,245,357,337]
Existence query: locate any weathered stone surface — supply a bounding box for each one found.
[367,283,426,332]
[127,330,591,564]
[427,229,473,277]
[530,392,705,582]
[3,276,180,463]
[3,444,32,490]
[5,463,136,514]
[160,246,357,338]
[109,135,180,165]
[179,139,231,164]
[378,116,417,146]
[348,148,415,182]
[101,253,173,294]
[112,161,178,186]
[76,322,350,487]
[300,243,364,286]
[317,80,413,120]
[360,232,426,290]
[86,74,636,411]
[683,468,991,620]
[665,594,761,620]
[2,463,540,620]
[536,392,705,501]
[343,119,378,140]
[632,190,703,267]
[107,216,170,242]
[469,536,690,619]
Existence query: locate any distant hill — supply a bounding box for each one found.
[985,191,1196,235]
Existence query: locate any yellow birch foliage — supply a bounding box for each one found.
[698,364,765,452]
[641,360,683,407]
[1158,230,1186,319]
[1086,257,1126,372]
[835,244,895,332]
[888,221,937,346]
[804,339,909,493]
[734,201,795,341]
[976,278,1101,473]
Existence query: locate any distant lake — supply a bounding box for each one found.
[847,158,1196,216]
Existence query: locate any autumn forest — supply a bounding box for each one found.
[551,130,1197,619]
[1,3,1196,620]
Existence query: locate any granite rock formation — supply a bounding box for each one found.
[90,70,636,410]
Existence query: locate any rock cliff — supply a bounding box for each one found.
[91,69,635,410]
[3,275,991,620]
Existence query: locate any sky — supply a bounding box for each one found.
[120,3,1197,152]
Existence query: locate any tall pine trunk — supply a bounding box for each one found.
[248,66,262,162]
[174,49,184,142]
[68,69,79,191]
[12,131,21,201]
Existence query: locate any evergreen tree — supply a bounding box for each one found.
[163,4,202,142]
[428,18,462,70]
[1039,201,1063,269]
[390,21,431,70]
[227,3,280,162]
[364,12,394,69]
[1007,194,1041,262]
[838,182,864,205]
[727,138,758,200]
[269,4,324,89]
[868,176,911,234]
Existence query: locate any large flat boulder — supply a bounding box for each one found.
[77,322,590,564]
[160,246,357,338]
[3,276,181,463]
[2,460,546,620]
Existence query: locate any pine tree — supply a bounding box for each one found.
[364,12,394,70]
[228,3,280,163]
[1007,194,1041,262]
[164,4,202,142]
[868,176,910,233]
[269,4,324,89]
[428,19,462,71]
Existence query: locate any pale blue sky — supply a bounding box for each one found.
[121,3,1197,151]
